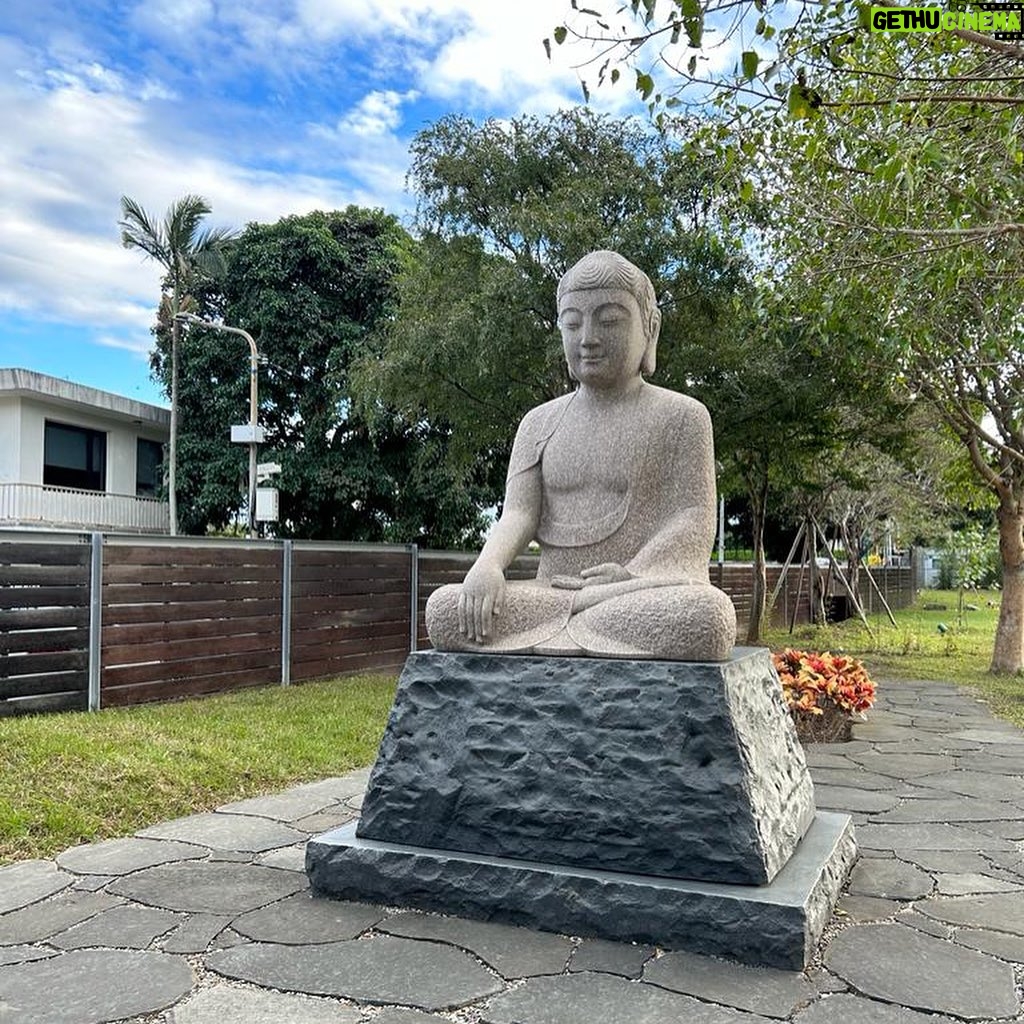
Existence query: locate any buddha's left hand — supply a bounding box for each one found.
[579,563,634,586]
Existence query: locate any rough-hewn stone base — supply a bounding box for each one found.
[355,649,815,885]
[306,811,857,970]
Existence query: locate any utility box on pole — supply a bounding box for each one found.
[231,424,266,444]
[256,487,279,523]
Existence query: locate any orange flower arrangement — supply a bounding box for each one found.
[771,648,876,741]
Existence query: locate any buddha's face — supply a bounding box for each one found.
[558,288,647,389]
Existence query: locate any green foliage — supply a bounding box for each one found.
[938,523,1001,590]
[120,194,234,296]
[124,193,237,535]
[354,107,750,507]
[156,208,489,545]
[0,675,396,864]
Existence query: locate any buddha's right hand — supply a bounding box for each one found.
[458,562,506,642]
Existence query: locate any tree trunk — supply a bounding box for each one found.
[991,494,1024,674]
[842,524,861,614]
[746,481,768,644]
[808,524,826,624]
[169,315,179,537]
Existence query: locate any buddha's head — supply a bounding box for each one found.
[557,251,661,384]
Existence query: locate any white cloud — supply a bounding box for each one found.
[129,0,215,41]
[0,39,402,356]
[0,1,652,372]
[318,89,419,139]
[96,333,153,357]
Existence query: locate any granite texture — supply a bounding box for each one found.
[0,860,72,914]
[426,249,736,662]
[0,891,124,944]
[355,648,814,885]
[307,812,856,970]
[480,972,768,1024]
[165,985,359,1024]
[643,948,815,1018]
[569,938,654,978]
[847,857,933,900]
[107,861,306,914]
[56,838,206,876]
[231,893,382,943]
[378,911,574,978]
[794,994,960,1024]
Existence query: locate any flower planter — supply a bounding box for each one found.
[792,705,853,744]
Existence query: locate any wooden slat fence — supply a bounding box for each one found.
[0,539,90,716]
[290,546,411,682]
[101,541,283,707]
[0,532,918,715]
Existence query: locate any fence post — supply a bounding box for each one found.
[409,543,419,654]
[281,540,293,687]
[88,532,103,712]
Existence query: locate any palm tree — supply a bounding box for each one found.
[120,195,236,534]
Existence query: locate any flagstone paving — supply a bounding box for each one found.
[3,681,1024,1022]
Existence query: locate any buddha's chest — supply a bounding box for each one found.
[541,421,637,496]
[537,420,643,545]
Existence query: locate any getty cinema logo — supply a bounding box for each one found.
[870,2,1024,38]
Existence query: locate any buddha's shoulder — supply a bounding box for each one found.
[641,384,711,426]
[524,392,575,417]
[515,393,575,433]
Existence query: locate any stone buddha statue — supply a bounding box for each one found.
[426,250,736,661]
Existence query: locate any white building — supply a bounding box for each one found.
[0,368,170,534]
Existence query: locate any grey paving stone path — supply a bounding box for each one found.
[3,682,1024,1022]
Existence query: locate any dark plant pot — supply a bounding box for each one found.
[792,705,853,744]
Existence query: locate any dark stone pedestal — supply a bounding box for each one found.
[307,649,856,967]
[307,811,856,970]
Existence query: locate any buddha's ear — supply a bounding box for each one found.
[641,340,656,376]
[641,307,661,375]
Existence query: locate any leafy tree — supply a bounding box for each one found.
[678,288,911,639]
[552,1,1023,128]
[162,207,489,545]
[353,107,749,506]
[554,3,1024,672]
[762,55,1024,670]
[120,194,235,535]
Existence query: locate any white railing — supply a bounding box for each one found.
[0,483,169,534]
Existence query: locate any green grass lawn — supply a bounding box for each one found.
[0,674,396,865]
[765,586,1024,723]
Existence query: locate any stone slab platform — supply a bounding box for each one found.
[306,810,856,970]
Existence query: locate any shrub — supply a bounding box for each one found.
[771,648,877,723]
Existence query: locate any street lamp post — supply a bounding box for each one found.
[174,313,263,538]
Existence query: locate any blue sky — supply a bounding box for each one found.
[2,1,670,407]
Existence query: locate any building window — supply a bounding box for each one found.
[43,421,107,491]
[136,438,164,498]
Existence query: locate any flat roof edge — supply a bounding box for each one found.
[0,367,170,426]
